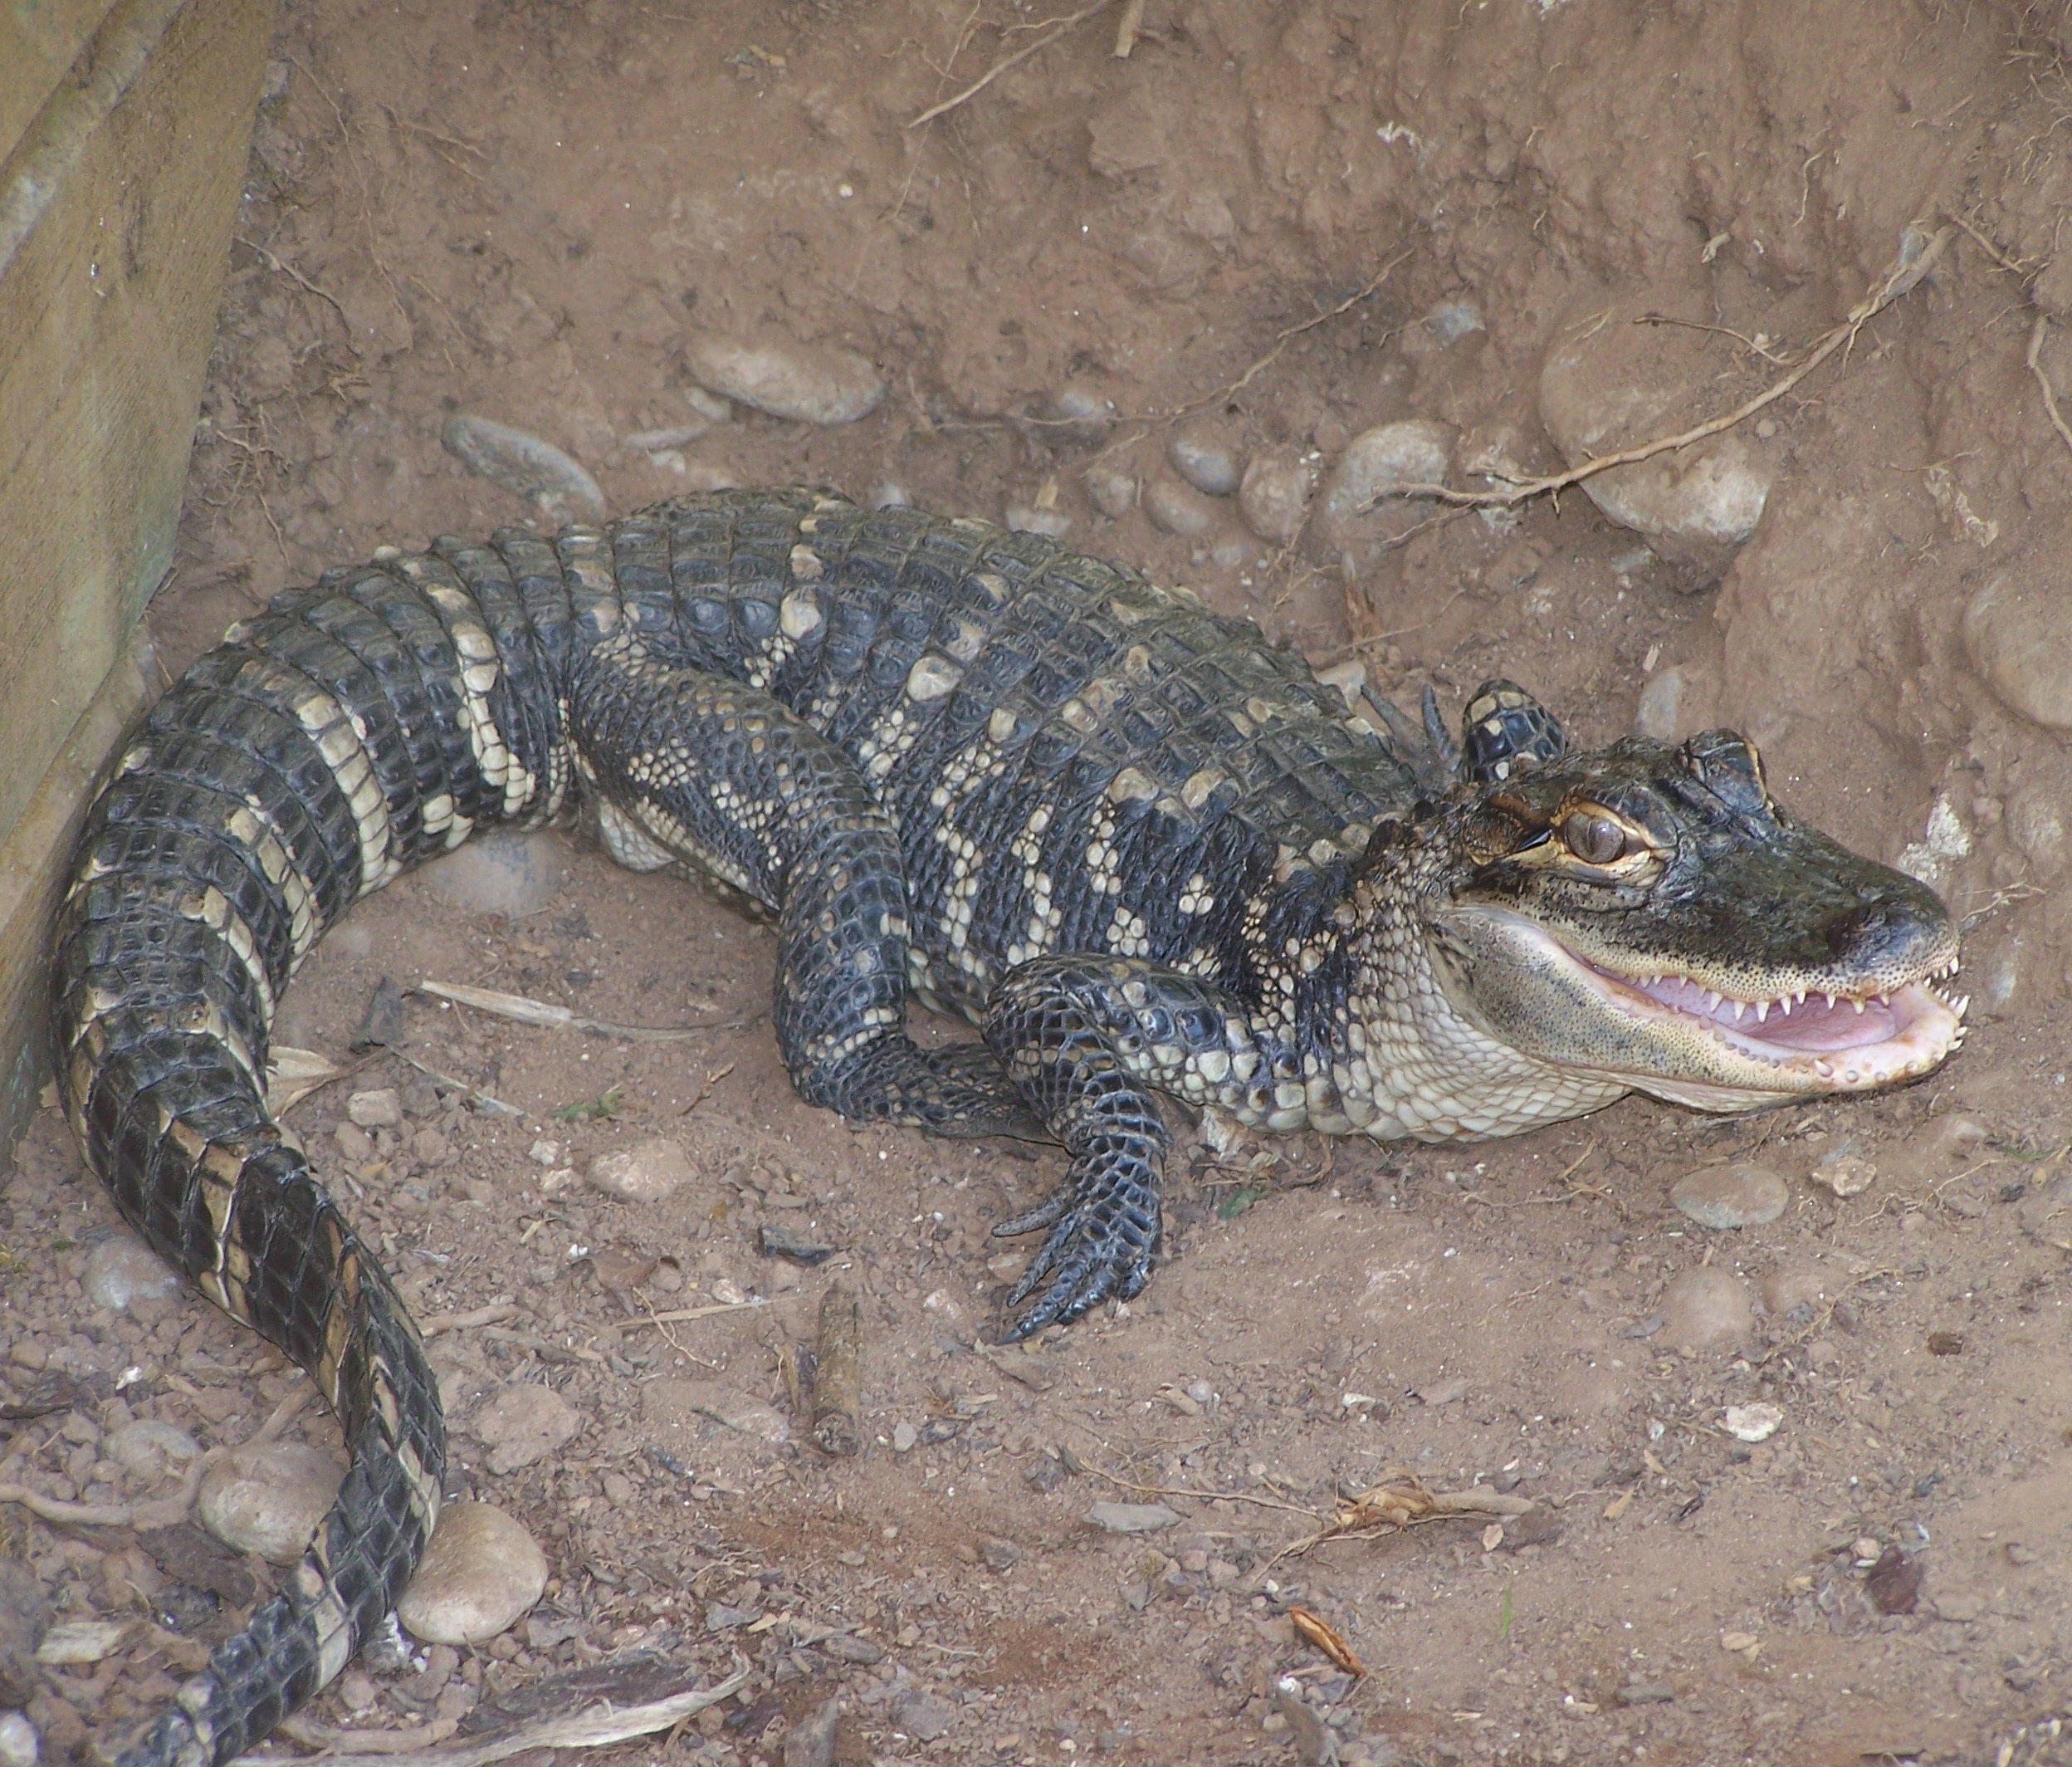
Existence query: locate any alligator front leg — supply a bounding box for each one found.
[983,956,1268,1337]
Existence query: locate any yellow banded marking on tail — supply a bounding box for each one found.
[179,886,280,1027]
[227,803,322,965]
[293,1557,359,1688]
[415,580,540,821]
[286,686,397,896]
[192,1140,255,1323]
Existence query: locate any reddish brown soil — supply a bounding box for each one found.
[7,4,2072,1765]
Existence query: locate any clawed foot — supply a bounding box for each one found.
[991,1171,1157,1340]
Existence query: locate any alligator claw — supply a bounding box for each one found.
[992,1167,1157,1340]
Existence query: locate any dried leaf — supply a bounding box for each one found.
[1288,1606,1366,1678]
[266,1046,346,1116]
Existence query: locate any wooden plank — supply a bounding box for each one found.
[0,0,122,166]
[0,0,274,856]
[0,625,155,1158]
[0,0,276,1164]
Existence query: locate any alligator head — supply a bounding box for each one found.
[1351,687,1965,1133]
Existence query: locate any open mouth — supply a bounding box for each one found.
[1574,954,1968,1088]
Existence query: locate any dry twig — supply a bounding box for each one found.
[418,979,751,1042]
[2026,313,2072,463]
[1368,226,1954,512]
[1273,1471,1536,1564]
[907,1,1112,128]
[235,1665,750,1767]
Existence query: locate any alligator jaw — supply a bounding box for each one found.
[1429,906,1966,1110]
[1572,953,1967,1099]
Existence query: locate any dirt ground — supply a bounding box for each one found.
[7,1,2072,1763]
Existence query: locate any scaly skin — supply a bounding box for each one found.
[51,490,1963,1765]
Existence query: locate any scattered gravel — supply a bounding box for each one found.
[891,1689,955,1743]
[643,1378,791,1446]
[81,1235,180,1313]
[439,414,607,522]
[0,1711,37,1767]
[587,1136,694,1203]
[683,332,885,426]
[472,1383,581,1475]
[398,1501,548,1644]
[417,830,566,918]
[198,1444,345,1564]
[1670,1162,1787,1229]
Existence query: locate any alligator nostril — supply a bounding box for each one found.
[1825,889,1948,965]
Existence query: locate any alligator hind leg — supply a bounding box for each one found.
[567,634,1034,1136]
[983,955,1265,1337]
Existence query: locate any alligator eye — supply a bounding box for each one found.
[1564,813,1627,865]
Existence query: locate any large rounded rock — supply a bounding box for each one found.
[198,1445,344,1564]
[1962,567,2072,730]
[1317,420,1452,546]
[1538,301,1776,575]
[684,333,885,426]
[1671,1162,1788,1230]
[418,830,567,918]
[82,1234,180,1313]
[1238,452,1317,543]
[398,1502,548,1644]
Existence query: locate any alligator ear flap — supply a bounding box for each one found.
[1459,679,1566,785]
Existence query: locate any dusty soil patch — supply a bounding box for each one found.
[7,3,2072,1765]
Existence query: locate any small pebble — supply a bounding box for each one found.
[1723,1402,1782,1443]
[1143,477,1216,537]
[334,1120,376,1164]
[784,1695,840,1767]
[1085,1501,1181,1534]
[1004,502,1073,539]
[1671,1162,1787,1229]
[441,414,607,522]
[891,1422,919,1455]
[759,1221,838,1264]
[418,830,565,918]
[1810,1147,1876,1197]
[347,1089,403,1130]
[1238,451,1317,543]
[1082,465,1138,518]
[1424,297,1485,344]
[1615,1681,1675,1706]
[869,483,911,510]
[1036,384,1113,443]
[1659,1267,1754,1352]
[981,1538,1021,1570]
[198,1444,345,1564]
[473,1383,581,1476]
[398,1501,548,1644]
[892,1690,955,1744]
[1635,663,1713,742]
[683,332,885,426]
[1166,426,1242,497]
[0,1712,36,1767]
[82,1235,180,1312]
[588,1136,693,1203]
[1318,420,1453,536]
[106,1421,201,1485]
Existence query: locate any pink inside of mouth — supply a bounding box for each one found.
[1601,970,1903,1053]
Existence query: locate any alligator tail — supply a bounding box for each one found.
[51,533,573,1766]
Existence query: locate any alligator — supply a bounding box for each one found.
[50,488,1966,1765]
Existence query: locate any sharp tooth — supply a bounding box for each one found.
[1756,1001,1769,1023]
[1876,992,1889,1007]
[1953,994,1971,1017]
[1852,998,1864,1014]
[1706,990,1723,1011]
[1778,996,1791,1016]
[1795,989,1806,1007]
[1812,1058,1835,1078]
[1732,1001,1746,1021]
[1825,992,1835,1010]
